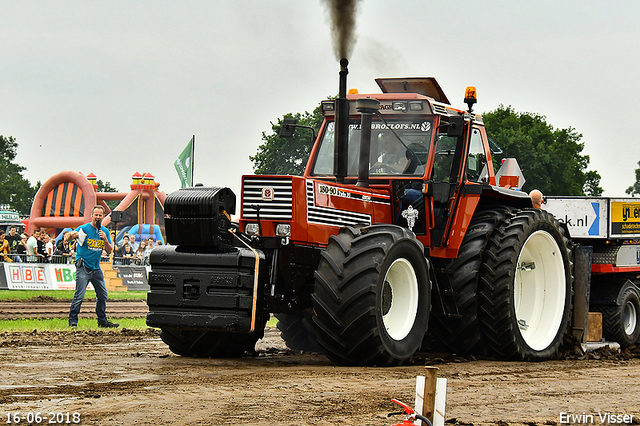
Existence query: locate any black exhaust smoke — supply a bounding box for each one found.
[322,0,361,60]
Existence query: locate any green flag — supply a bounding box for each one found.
[174,136,194,188]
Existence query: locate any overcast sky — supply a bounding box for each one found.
[2,1,639,199]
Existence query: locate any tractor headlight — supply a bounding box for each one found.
[321,100,335,111]
[245,223,259,235]
[409,101,423,111]
[275,223,291,237]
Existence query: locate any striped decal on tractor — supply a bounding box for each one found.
[306,180,372,227]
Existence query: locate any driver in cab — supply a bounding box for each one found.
[371,132,408,174]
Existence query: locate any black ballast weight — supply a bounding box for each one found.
[147,245,265,332]
[164,186,236,247]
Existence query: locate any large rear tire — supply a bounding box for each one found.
[594,286,640,348]
[160,324,266,358]
[427,207,510,356]
[275,310,324,353]
[311,225,431,366]
[479,209,572,360]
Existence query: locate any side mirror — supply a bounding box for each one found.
[279,118,297,138]
[488,136,504,155]
[447,116,465,137]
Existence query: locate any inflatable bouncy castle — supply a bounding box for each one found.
[28,171,167,242]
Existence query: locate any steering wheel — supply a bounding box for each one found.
[370,164,398,174]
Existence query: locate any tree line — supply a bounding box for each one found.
[0,135,39,215]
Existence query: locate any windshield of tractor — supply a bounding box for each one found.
[311,119,434,177]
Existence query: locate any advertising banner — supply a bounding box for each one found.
[113,265,149,290]
[544,197,607,239]
[610,199,640,238]
[50,264,80,290]
[2,263,94,290]
[6,264,50,290]
[0,264,7,289]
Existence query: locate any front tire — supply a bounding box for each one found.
[275,310,324,353]
[311,225,431,366]
[479,209,572,360]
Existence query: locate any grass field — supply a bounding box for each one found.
[0,290,149,331]
[0,317,149,331]
[0,317,278,332]
[0,289,148,301]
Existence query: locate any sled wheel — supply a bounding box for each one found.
[426,207,511,356]
[275,310,324,354]
[160,324,266,358]
[480,208,572,360]
[595,286,640,347]
[311,224,430,366]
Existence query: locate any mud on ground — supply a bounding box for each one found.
[1,328,639,426]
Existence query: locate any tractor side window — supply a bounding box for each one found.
[312,122,336,175]
[432,134,457,182]
[311,121,363,176]
[466,128,487,182]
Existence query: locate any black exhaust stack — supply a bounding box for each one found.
[334,58,349,183]
[355,98,380,188]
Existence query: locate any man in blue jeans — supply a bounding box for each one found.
[68,205,119,328]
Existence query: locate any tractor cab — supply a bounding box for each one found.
[304,78,500,256]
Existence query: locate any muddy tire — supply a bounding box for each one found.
[427,207,510,356]
[275,310,324,354]
[160,326,266,358]
[595,287,640,347]
[311,225,430,366]
[479,209,572,360]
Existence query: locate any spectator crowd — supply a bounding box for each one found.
[113,232,162,266]
[0,226,161,266]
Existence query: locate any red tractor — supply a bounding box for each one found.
[147,59,572,365]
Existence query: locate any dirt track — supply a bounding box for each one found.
[1,328,639,426]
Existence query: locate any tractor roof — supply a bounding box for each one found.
[375,77,450,104]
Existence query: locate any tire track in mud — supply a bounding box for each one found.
[0,378,163,405]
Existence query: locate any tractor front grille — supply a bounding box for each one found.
[242,177,293,220]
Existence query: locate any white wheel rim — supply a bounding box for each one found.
[514,230,566,351]
[381,258,419,341]
[623,300,638,336]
